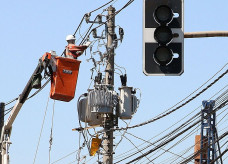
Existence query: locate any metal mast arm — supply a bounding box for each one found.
[0,60,44,164]
[3,61,44,134]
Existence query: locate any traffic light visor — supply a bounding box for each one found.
[154,46,173,66]
[154,26,173,45]
[154,5,173,24]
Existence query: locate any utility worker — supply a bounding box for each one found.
[65,35,87,59]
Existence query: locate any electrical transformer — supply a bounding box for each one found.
[118,87,139,119]
[88,88,118,113]
[78,96,102,126]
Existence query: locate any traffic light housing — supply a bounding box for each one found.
[143,0,184,76]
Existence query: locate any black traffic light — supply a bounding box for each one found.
[143,0,184,76]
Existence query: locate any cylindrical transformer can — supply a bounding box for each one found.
[88,89,115,113]
[78,97,103,126]
[132,95,138,114]
[78,97,89,123]
[119,87,133,119]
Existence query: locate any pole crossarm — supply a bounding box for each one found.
[184,31,228,38]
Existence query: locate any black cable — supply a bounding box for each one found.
[5,98,18,106]
[115,112,201,163]
[80,0,135,45]
[125,120,200,164]
[178,101,228,164]
[121,99,228,164]
[180,130,228,164]
[122,134,154,164]
[115,69,228,131]
[73,0,115,37]
[125,132,187,162]
[5,77,50,109]
[90,0,115,13]
[145,125,199,164]
[114,84,228,163]
[79,15,100,45]
[140,116,201,164]
[73,15,86,37]
[210,148,228,164]
[27,78,50,100]
[172,108,228,163]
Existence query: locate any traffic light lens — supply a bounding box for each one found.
[154,46,173,66]
[154,26,173,44]
[154,5,173,24]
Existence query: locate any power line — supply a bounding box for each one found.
[122,134,154,164]
[115,112,201,163]
[125,120,200,164]
[120,98,228,164]
[79,0,135,45]
[49,100,56,164]
[73,0,115,37]
[51,150,80,164]
[5,98,17,106]
[180,130,228,164]
[115,69,228,131]
[125,132,187,162]
[114,83,228,162]
[33,96,50,164]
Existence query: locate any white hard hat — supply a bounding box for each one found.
[66,35,76,41]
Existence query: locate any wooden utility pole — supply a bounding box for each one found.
[103,5,115,164]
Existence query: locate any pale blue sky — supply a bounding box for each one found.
[1,0,228,163]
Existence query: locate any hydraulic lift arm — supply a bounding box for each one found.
[0,35,89,164]
[0,51,56,164]
[4,61,44,133]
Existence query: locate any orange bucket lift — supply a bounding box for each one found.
[50,56,81,102]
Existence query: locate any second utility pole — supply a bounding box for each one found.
[103,5,115,164]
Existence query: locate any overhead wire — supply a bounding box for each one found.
[33,96,50,164]
[125,132,186,162]
[179,130,228,164]
[114,120,131,151]
[125,120,200,164]
[139,116,201,163]
[113,108,201,162]
[51,150,80,164]
[122,133,154,164]
[155,125,200,164]
[112,84,228,163]
[73,0,115,37]
[120,96,228,164]
[79,0,135,45]
[169,107,228,163]
[115,68,228,131]
[27,78,51,100]
[114,112,201,163]
[146,125,199,164]
[5,98,17,106]
[49,100,56,164]
[149,62,228,119]
[177,101,228,164]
